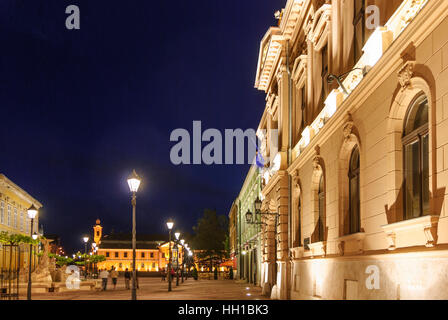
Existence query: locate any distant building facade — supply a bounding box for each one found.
[0,174,43,268]
[229,165,262,284]
[231,0,448,300]
[93,220,182,272]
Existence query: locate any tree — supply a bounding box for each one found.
[191,209,229,271]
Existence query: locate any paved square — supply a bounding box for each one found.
[21,278,268,300]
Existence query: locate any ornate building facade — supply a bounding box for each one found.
[240,0,448,299]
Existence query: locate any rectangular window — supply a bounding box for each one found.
[14,207,18,229]
[124,252,128,258]
[152,262,155,268]
[150,252,154,258]
[7,205,11,226]
[115,252,119,258]
[106,252,110,257]
[20,211,24,232]
[141,252,145,258]
[0,201,4,224]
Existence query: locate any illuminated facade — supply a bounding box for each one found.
[93,220,182,272]
[233,165,263,285]
[246,0,448,299]
[0,174,43,268]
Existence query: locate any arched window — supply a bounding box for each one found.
[403,95,429,220]
[318,175,325,242]
[294,196,302,247]
[348,146,360,233]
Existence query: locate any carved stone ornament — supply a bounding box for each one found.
[312,155,321,171]
[343,121,354,142]
[292,170,300,190]
[398,61,416,90]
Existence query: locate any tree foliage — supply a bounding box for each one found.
[0,231,40,246]
[191,209,229,264]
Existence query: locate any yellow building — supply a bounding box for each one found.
[93,220,183,272]
[0,174,43,268]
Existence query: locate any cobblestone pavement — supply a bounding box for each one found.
[21,278,268,300]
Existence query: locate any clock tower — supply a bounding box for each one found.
[93,219,102,245]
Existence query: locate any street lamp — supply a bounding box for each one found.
[166,219,174,292]
[83,236,89,254]
[180,239,185,283]
[83,236,89,278]
[127,169,141,300]
[174,232,181,286]
[27,204,38,300]
[245,210,253,224]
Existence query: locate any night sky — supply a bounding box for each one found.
[0,0,284,253]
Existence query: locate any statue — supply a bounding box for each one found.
[31,238,54,283]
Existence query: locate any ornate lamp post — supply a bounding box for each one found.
[127,169,141,300]
[83,236,89,254]
[180,239,185,283]
[166,219,174,292]
[92,242,97,275]
[174,232,181,286]
[27,204,38,300]
[83,236,89,278]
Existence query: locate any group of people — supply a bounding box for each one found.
[98,267,139,291]
[160,267,176,281]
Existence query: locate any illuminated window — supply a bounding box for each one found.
[152,262,156,268]
[353,0,366,64]
[14,208,17,229]
[7,205,11,226]
[348,146,361,234]
[20,211,24,232]
[403,95,429,220]
[0,201,4,224]
[141,263,145,268]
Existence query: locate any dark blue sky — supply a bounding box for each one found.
[0,0,284,253]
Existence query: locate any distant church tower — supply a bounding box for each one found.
[93,219,103,245]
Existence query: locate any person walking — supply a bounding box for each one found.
[110,267,118,290]
[124,268,131,290]
[99,268,110,291]
[135,269,140,289]
[170,267,175,283]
